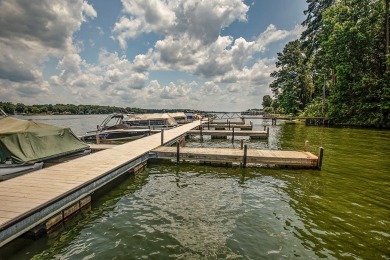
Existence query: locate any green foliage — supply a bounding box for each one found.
[301,97,327,117]
[262,95,272,108]
[269,40,314,115]
[0,102,205,116]
[268,0,390,127]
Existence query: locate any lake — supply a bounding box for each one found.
[1,115,389,259]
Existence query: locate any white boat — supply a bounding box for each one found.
[81,113,179,143]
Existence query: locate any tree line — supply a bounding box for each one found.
[0,102,196,115]
[264,0,389,127]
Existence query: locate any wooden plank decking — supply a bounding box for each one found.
[189,129,268,139]
[152,147,319,167]
[201,124,252,130]
[0,120,201,247]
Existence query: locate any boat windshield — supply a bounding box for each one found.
[99,114,124,130]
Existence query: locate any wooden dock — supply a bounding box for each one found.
[189,129,268,139]
[201,123,252,130]
[0,120,201,247]
[152,147,320,168]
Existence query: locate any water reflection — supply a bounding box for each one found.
[1,117,388,259]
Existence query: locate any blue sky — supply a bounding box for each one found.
[0,0,307,111]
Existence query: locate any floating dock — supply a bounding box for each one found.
[0,120,324,248]
[189,129,268,139]
[151,146,320,168]
[0,120,201,247]
[201,123,252,130]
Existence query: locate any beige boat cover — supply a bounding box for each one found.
[0,117,89,164]
[124,113,178,125]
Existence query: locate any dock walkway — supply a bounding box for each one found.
[189,129,268,139]
[0,120,201,247]
[152,147,319,168]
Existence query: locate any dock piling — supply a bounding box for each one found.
[240,139,244,150]
[96,132,100,144]
[161,129,164,145]
[232,127,235,142]
[304,140,309,152]
[243,144,248,168]
[317,147,324,170]
[267,127,270,137]
[176,141,180,163]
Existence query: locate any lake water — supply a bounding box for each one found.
[1,115,389,259]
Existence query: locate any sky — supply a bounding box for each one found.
[0,0,307,112]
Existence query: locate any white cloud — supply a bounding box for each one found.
[0,0,303,111]
[113,0,248,48]
[0,0,96,101]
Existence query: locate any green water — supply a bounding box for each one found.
[2,121,389,259]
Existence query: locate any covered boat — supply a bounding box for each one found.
[168,112,188,124]
[0,116,90,180]
[123,113,178,128]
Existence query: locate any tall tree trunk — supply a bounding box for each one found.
[386,0,389,72]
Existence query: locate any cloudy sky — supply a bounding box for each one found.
[0,0,306,111]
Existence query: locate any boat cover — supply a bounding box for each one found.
[0,117,89,164]
[124,113,178,126]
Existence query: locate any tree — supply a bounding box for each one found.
[269,40,314,115]
[320,0,389,126]
[262,95,272,108]
[301,0,334,55]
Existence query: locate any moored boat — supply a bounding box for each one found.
[80,113,179,143]
[0,161,44,181]
[0,113,91,180]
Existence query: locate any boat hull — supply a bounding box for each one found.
[0,162,44,181]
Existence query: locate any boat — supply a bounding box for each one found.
[80,114,151,143]
[168,112,188,124]
[0,112,91,180]
[122,113,178,129]
[0,161,44,181]
[80,113,178,143]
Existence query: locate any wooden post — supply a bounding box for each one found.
[267,127,270,137]
[176,141,180,163]
[304,140,309,152]
[240,139,244,150]
[95,132,100,144]
[264,125,266,131]
[317,147,324,170]
[228,121,231,130]
[250,121,253,130]
[243,144,248,168]
[200,124,203,137]
[161,129,164,145]
[208,119,210,130]
[180,137,185,147]
[232,127,235,142]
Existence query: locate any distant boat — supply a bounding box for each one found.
[0,113,91,180]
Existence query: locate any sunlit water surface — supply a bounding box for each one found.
[1,115,389,259]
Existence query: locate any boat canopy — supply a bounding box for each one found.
[168,112,187,119]
[123,113,178,126]
[0,117,89,164]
